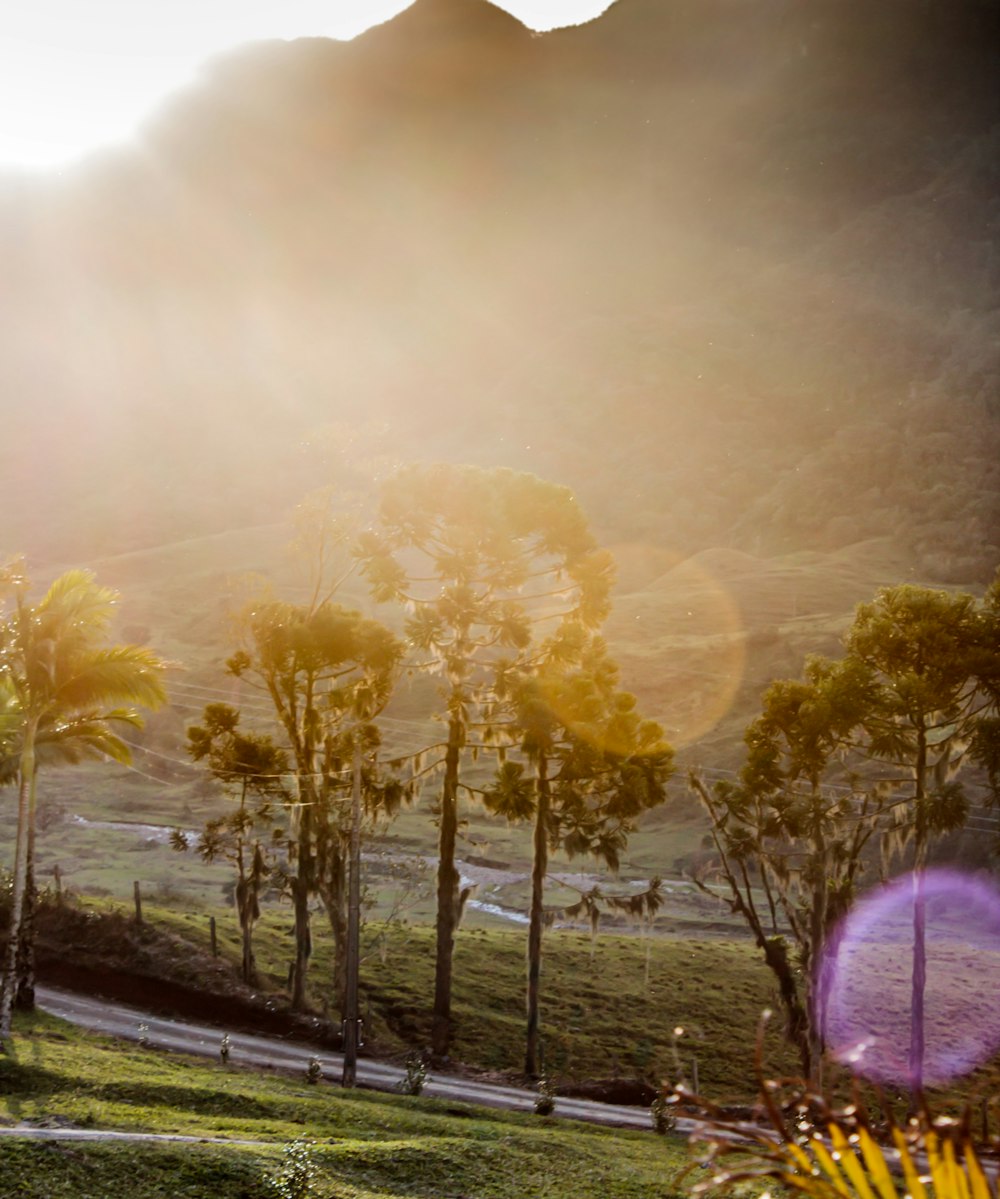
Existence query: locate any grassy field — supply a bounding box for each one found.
[33,891,793,1100]
[31,889,1000,1121]
[0,753,739,932]
[0,1010,690,1199]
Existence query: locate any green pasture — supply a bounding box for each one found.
[0,1010,689,1199]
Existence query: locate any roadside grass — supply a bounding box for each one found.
[0,1010,690,1199]
[37,890,793,1100]
[28,892,1000,1119]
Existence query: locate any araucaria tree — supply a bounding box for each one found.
[485,633,673,1076]
[971,573,1000,798]
[357,464,613,1060]
[0,565,166,1049]
[177,703,290,985]
[690,655,880,1084]
[691,579,999,1088]
[227,599,403,1011]
[845,583,995,1096]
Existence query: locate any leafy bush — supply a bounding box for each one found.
[398,1052,428,1096]
[533,1076,556,1116]
[650,1087,676,1134]
[268,1139,317,1199]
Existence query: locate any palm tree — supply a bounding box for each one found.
[0,567,166,1048]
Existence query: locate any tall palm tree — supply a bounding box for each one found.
[0,567,166,1048]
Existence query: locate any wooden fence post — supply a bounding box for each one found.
[133,880,143,925]
[209,916,218,957]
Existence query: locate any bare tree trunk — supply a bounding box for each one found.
[342,742,362,1087]
[431,715,462,1061]
[290,873,312,1011]
[320,856,348,1014]
[525,755,549,1079]
[763,932,812,1080]
[235,788,257,987]
[909,865,927,1100]
[1,733,36,1048]
[290,795,314,1012]
[14,828,36,1011]
[909,729,929,1106]
[806,787,828,1089]
[236,873,257,986]
[240,917,255,986]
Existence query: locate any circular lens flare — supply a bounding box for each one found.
[608,544,745,749]
[819,869,1000,1087]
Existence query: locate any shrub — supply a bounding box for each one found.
[268,1139,317,1199]
[398,1052,428,1096]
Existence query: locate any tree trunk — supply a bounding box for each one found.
[525,754,549,1079]
[290,873,312,1011]
[909,729,929,1104]
[431,714,462,1061]
[236,872,257,987]
[1,730,36,1048]
[909,865,927,1100]
[14,822,36,1011]
[290,790,315,1012]
[240,919,256,986]
[763,933,812,1080]
[806,787,828,1089]
[320,855,348,1015]
[236,789,257,987]
[342,742,363,1087]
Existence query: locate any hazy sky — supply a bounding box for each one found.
[0,1,613,170]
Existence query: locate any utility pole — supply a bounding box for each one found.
[342,737,363,1087]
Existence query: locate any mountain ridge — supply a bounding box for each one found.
[1,0,996,593]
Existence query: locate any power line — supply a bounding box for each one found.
[118,738,200,771]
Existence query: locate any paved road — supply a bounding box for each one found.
[36,985,675,1134]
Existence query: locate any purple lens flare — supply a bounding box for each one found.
[818,869,1000,1087]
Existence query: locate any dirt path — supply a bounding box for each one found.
[0,1125,272,1146]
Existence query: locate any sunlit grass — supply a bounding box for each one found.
[0,1010,689,1199]
[38,892,793,1099]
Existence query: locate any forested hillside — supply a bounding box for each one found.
[1,0,997,746]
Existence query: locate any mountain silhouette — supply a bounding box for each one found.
[0,0,997,586]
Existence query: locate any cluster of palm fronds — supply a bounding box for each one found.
[681,1075,997,1199]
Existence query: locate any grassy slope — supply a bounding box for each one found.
[31,894,793,1098]
[0,1011,688,1199]
[30,895,1000,1118]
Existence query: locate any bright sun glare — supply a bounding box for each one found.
[0,1,612,172]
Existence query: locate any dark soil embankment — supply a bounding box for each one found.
[7,900,667,1109]
[7,899,339,1047]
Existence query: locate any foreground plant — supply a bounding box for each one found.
[534,1075,556,1116]
[650,1085,676,1134]
[681,1018,996,1199]
[398,1051,428,1096]
[689,1085,995,1199]
[268,1139,318,1199]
